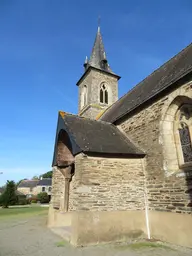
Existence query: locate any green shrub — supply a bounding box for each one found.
[37,192,49,204]
[18,198,27,205]
[31,199,37,203]
[0,195,3,206]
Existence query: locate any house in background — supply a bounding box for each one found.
[17,180,39,198]
[17,178,52,199]
[36,178,52,201]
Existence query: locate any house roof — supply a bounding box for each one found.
[37,178,52,186]
[100,43,192,123]
[17,180,39,188]
[52,112,144,166]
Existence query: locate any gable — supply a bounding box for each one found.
[52,112,145,166]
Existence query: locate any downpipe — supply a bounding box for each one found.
[142,159,151,240]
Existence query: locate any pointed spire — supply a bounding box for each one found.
[88,26,113,74]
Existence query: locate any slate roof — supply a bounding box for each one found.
[100,43,192,123]
[77,27,120,85]
[88,27,114,74]
[17,180,39,188]
[52,113,144,166]
[37,178,52,186]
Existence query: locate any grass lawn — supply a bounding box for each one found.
[114,241,174,251]
[0,205,48,219]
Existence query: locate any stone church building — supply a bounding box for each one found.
[48,27,192,247]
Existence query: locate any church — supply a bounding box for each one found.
[48,26,192,248]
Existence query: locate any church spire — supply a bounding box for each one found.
[87,26,114,74]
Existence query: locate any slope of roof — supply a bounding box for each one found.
[52,112,144,166]
[76,27,120,86]
[37,178,52,186]
[88,27,114,74]
[17,180,39,188]
[100,43,192,123]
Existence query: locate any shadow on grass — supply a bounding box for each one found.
[114,241,174,251]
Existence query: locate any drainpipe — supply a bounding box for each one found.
[142,159,151,240]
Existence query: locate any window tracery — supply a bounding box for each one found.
[177,104,192,164]
[100,83,108,104]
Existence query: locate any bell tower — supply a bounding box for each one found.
[76,26,121,119]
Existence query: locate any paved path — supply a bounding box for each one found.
[0,215,191,256]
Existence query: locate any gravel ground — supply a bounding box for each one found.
[0,214,191,256]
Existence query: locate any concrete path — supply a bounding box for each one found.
[0,214,191,256]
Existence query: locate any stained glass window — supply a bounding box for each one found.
[179,124,192,163]
[178,105,192,163]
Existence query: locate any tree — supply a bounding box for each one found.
[37,192,49,204]
[1,180,17,208]
[41,171,52,179]
[32,175,39,180]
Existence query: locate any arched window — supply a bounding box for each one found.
[100,83,108,104]
[177,105,192,164]
[161,97,192,173]
[81,85,87,109]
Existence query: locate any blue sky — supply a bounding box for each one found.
[0,0,191,185]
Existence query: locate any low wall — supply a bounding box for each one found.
[70,210,147,246]
[47,206,71,227]
[150,211,192,248]
[48,207,192,248]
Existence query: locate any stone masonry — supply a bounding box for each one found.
[69,153,145,212]
[78,69,118,119]
[118,79,192,214]
[51,166,65,209]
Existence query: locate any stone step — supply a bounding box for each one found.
[50,226,71,242]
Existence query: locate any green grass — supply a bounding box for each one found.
[114,241,173,251]
[55,240,69,247]
[0,205,48,219]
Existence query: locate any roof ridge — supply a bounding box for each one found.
[122,42,192,100]
[100,42,192,123]
[63,111,112,125]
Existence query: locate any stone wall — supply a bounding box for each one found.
[78,104,104,120]
[36,185,52,196]
[118,80,192,214]
[78,69,118,118]
[17,187,36,196]
[51,166,65,208]
[69,153,145,212]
